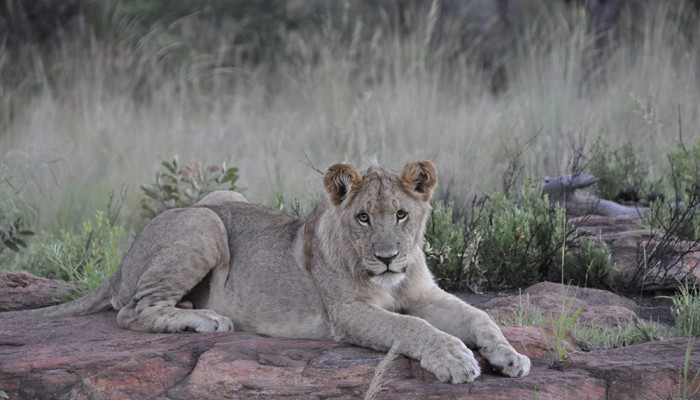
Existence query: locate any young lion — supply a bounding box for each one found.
[1,161,530,383]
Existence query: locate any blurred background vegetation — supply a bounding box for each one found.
[0,0,699,291]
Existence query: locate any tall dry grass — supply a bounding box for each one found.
[0,2,698,232]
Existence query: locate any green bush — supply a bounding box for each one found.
[589,138,656,202]
[476,184,571,289]
[643,137,700,241]
[563,237,612,288]
[15,211,127,293]
[424,202,482,291]
[140,157,240,220]
[426,181,614,291]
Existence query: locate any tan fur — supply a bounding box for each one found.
[0,160,530,383]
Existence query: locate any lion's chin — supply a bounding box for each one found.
[369,271,406,288]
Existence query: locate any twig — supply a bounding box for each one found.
[300,152,324,175]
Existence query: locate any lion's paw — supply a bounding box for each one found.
[421,337,481,384]
[181,310,234,333]
[483,344,531,378]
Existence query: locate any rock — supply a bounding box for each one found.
[0,312,546,400]
[570,215,700,292]
[484,282,638,327]
[1,310,697,399]
[566,338,700,400]
[0,271,79,311]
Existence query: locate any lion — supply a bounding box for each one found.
[1,161,530,383]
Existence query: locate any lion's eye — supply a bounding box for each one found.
[357,212,370,224]
[396,210,407,221]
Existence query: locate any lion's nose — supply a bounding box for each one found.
[374,252,398,267]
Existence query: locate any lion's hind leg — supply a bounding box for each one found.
[114,207,234,333]
[118,303,233,332]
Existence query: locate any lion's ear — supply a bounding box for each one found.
[323,163,363,206]
[400,160,438,201]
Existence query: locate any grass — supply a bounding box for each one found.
[545,292,582,364]
[571,315,667,350]
[666,281,700,338]
[0,2,698,235]
[364,344,399,400]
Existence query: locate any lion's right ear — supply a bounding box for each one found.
[323,163,363,206]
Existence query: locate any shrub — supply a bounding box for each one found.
[426,181,614,291]
[644,136,700,241]
[637,138,700,289]
[475,183,571,290]
[15,211,127,293]
[140,157,240,220]
[424,201,482,291]
[589,138,656,202]
[563,237,612,288]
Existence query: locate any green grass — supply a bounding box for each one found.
[571,316,668,350]
[543,289,582,363]
[666,281,700,338]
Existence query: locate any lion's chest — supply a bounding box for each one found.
[373,290,401,313]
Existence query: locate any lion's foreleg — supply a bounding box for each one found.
[329,302,481,384]
[408,290,531,378]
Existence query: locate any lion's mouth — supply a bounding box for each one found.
[365,267,406,277]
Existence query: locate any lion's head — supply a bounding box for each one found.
[322,161,438,288]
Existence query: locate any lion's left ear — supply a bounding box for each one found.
[323,163,363,206]
[400,160,438,201]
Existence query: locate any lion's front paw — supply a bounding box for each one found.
[483,344,531,378]
[421,337,481,384]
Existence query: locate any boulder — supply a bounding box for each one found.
[571,215,700,292]
[0,271,79,311]
[483,282,639,327]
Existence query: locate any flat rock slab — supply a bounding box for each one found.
[1,312,698,399]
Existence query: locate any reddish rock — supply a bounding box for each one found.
[484,282,638,326]
[499,325,553,363]
[0,271,79,311]
[566,338,700,400]
[1,309,697,400]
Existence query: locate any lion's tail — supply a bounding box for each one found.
[0,272,117,319]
